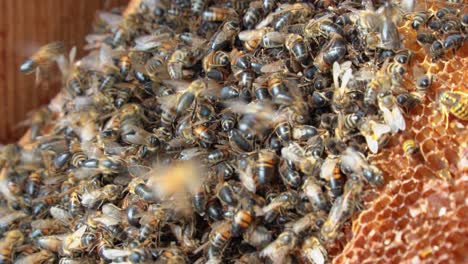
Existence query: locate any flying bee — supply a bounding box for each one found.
[202,7,237,22]
[403,139,420,156]
[438,90,468,126]
[260,230,297,264]
[0,230,24,263]
[243,1,263,30]
[20,41,65,79]
[320,157,346,199]
[320,179,363,241]
[285,33,311,66]
[378,91,406,132]
[300,236,328,264]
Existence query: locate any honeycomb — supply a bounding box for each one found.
[333,4,468,263]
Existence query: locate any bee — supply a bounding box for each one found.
[80,184,122,209]
[262,0,277,12]
[394,49,412,65]
[416,31,437,46]
[359,119,392,154]
[396,92,421,112]
[231,209,254,236]
[435,7,459,20]
[255,149,278,186]
[416,74,433,96]
[429,40,444,60]
[380,7,400,50]
[314,33,347,72]
[216,182,239,207]
[121,125,161,150]
[285,33,310,66]
[191,0,206,14]
[261,191,299,224]
[229,129,253,152]
[403,139,420,156]
[340,147,384,186]
[443,34,465,51]
[203,51,230,81]
[118,55,132,79]
[62,226,97,256]
[302,177,329,211]
[278,160,301,188]
[260,230,297,264]
[286,212,326,235]
[210,19,240,51]
[77,157,124,178]
[261,31,286,48]
[320,179,363,241]
[238,27,272,51]
[14,249,56,264]
[243,1,263,30]
[69,191,82,216]
[25,171,41,198]
[438,90,468,126]
[300,236,328,264]
[378,91,406,132]
[0,229,24,263]
[167,48,194,80]
[128,178,156,202]
[20,41,65,75]
[98,64,121,91]
[386,62,406,78]
[193,124,217,148]
[304,15,344,43]
[202,7,237,22]
[207,221,232,258]
[410,11,431,30]
[320,157,346,199]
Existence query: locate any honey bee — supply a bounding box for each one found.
[285,33,311,66]
[0,229,24,263]
[410,11,431,30]
[429,40,444,60]
[206,221,232,259]
[238,27,272,51]
[286,211,326,235]
[260,230,297,264]
[443,34,465,51]
[167,48,195,80]
[300,236,328,264]
[320,179,363,241]
[314,33,347,72]
[340,147,384,186]
[261,191,299,224]
[20,41,65,81]
[396,92,421,112]
[118,55,132,79]
[402,139,420,156]
[359,119,392,154]
[378,90,406,132]
[13,249,55,264]
[320,157,346,199]
[302,177,329,211]
[203,50,230,81]
[438,90,468,126]
[231,209,254,236]
[80,184,122,209]
[243,1,263,30]
[304,15,344,43]
[202,7,237,22]
[279,160,301,188]
[210,19,240,51]
[229,129,253,152]
[261,31,286,48]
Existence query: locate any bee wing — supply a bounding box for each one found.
[238,164,256,193]
[133,34,172,51]
[392,106,406,131]
[261,60,287,73]
[99,44,115,67]
[340,69,353,92]
[94,215,121,226]
[69,46,77,65]
[239,29,269,41]
[50,206,74,225]
[365,135,379,153]
[341,148,365,173]
[381,106,397,132]
[127,164,152,179]
[256,12,277,29]
[319,158,337,180]
[102,203,123,220]
[333,62,340,89]
[98,11,123,29]
[101,248,132,260]
[371,121,391,138]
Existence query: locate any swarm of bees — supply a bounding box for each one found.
[1,0,466,263]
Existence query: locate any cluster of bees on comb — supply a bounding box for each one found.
[0,0,466,263]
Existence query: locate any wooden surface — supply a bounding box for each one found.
[0,0,128,143]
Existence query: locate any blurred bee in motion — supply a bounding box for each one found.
[20,41,65,84]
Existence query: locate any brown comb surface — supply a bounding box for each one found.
[334,4,468,264]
